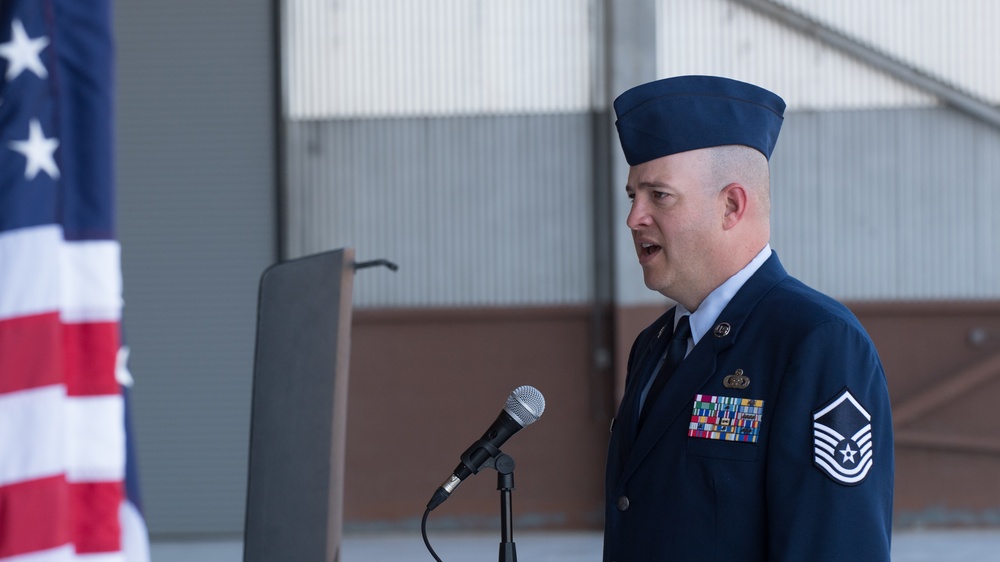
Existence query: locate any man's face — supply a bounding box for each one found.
[625,148,724,308]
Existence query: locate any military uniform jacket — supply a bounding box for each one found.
[604,254,893,562]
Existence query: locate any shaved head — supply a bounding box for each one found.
[705,145,771,216]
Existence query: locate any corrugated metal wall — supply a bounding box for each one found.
[772,107,1000,300]
[656,0,933,109]
[778,0,1000,106]
[282,0,595,119]
[281,0,603,308]
[624,0,1000,303]
[285,115,595,306]
[284,0,1000,308]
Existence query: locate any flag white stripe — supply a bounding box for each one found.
[59,239,122,323]
[0,386,67,486]
[0,544,75,562]
[0,386,124,486]
[0,226,62,320]
[66,395,125,482]
[0,225,122,322]
[0,544,126,562]
[120,500,151,562]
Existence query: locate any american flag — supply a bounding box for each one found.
[0,0,148,560]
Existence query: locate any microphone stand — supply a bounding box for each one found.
[483,452,518,562]
[423,447,521,562]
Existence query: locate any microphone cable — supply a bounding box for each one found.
[421,506,443,562]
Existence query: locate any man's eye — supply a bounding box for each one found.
[653,191,668,199]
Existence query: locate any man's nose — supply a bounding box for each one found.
[626,198,650,230]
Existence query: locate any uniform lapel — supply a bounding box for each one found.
[620,325,730,480]
[615,253,789,484]
[613,309,675,463]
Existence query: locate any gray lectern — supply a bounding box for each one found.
[244,248,355,562]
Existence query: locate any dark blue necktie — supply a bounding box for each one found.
[638,314,691,430]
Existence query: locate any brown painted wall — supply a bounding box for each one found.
[344,302,1000,531]
[853,302,1000,527]
[344,307,611,531]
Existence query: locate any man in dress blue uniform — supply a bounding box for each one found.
[604,75,893,561]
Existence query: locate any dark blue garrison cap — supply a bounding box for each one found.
[614,75,786,165]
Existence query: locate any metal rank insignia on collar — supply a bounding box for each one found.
[723,369,750,389]
[713,322,731,338]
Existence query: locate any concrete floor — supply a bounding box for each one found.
[151,528,1000,561]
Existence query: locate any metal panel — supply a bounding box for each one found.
[658,0,1000,108]
[602,0,1000,305]
[284,114,595,307]
[279,0,1000,307]
[657,0,1000,110]
[618,105,1000,304]
[770,107,1000,301]
[778,0,1000,105]
[656,0,934,110]
[283,0,596,119]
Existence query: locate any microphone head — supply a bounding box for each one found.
[504,385,545,427]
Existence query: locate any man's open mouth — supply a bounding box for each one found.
[640,242,661,257]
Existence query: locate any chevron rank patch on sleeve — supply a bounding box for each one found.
[812,388,874,486]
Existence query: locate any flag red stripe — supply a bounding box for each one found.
[0,475,71,559]
[63,321,120,397]
[69,481,123,554]
[0,313,62,395]
[0,314,118,397]
[0,477,124,558]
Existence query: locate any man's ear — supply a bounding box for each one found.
[720,182,748,230]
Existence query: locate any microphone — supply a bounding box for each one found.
[426,385,545,511]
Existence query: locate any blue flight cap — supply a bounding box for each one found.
[614,75,786,165]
